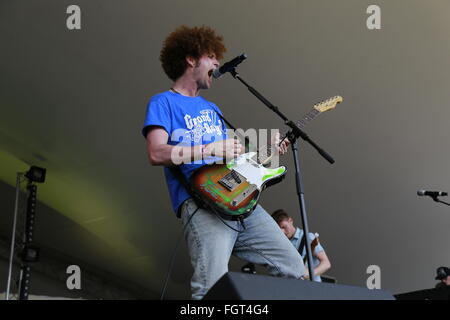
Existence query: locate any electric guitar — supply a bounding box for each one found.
[304,232,320,264]
[190,96,343,220]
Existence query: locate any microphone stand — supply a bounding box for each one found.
[229,68,334,281]
[432,197,450,206]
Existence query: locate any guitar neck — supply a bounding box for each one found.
[255,107,321,165]
[296,107,321,130]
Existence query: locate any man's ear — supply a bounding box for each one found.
[186,56,197,68]
[288,217,294,225]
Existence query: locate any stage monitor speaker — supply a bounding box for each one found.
[204,272,395,300]
[395,287,450,300]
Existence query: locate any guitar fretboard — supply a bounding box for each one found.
[297,108,320,130]
[253,107,321,165]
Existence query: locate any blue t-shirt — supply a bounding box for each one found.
[142,91,228,217]
[290,228,325,282]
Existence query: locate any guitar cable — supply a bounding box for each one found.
[160,205,199,300]
[161,117,286,298]
[160,204,248,299]
[161,203,297,299]
[214,214,285,277]
[212,211,246,233]
[211,212,288,276]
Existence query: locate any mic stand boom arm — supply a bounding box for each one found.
[229,68,334,281]
[229,69,334,164]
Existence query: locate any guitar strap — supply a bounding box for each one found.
[217,112,236,130]
[298,234,307,264]
[216,113,252,151]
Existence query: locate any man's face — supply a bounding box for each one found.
[277,218,296,239]
[443,276,450,285]
[191,53,219,90]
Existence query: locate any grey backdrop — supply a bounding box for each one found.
[1,0,449,298]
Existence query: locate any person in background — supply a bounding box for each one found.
[272,209,331,282]
[435,266,450,289]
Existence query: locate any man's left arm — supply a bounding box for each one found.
[313,251,331,277]
[304,250,332,279]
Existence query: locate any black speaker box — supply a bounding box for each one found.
[395,287,450,300]
[204,272,395,300]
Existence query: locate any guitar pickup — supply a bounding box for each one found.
[218,170,245,191]
[231,170,241,183]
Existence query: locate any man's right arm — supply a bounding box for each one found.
[146,127,243,166]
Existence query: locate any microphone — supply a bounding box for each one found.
[417,190,448,197]
[212,53,247,79]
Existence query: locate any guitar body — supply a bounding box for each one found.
[190,152,286,219]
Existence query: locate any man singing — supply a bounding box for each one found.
[142,25,305,299]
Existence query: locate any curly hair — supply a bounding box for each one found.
[159,25,227,81]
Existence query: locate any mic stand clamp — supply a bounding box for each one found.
[432,196,450,206]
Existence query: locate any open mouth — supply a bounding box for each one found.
[208,69,213,78]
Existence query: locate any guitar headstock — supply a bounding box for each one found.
[313,96,343,113]
[311,232,320,251]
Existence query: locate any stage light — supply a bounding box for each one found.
[25,166,46,183]
[21,245,40,263]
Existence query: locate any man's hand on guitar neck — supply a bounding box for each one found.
[272,132,290,155]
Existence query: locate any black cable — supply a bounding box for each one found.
[160,203,249,300]
[161,200,301,299]
[278,133,289,147]
[212,211,245,233]
[211,211,286,276]
[160,206,199,300]
[161,188,261,299]
[235,239,282,275]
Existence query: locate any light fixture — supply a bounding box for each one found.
[25,166,46,183]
